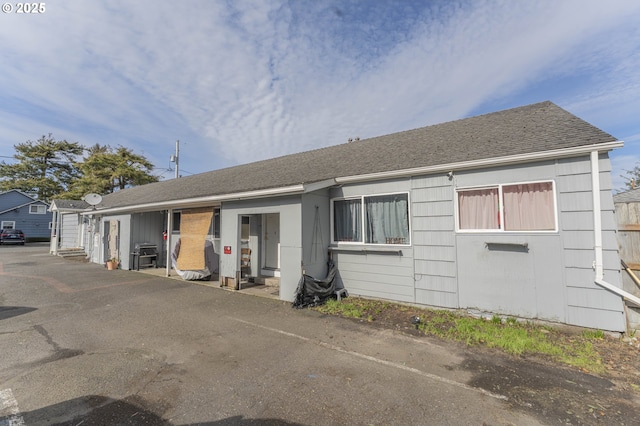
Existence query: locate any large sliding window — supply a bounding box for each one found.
[457,181,556,232]
[333,193,409,245]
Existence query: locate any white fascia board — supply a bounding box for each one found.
[83,184,305,216]
[335,141,624,184]
[303,179,337,193]
[49,201,90,213]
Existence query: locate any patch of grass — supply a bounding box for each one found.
[428,316,560,357]
[582,329,605,340]
[317,299,364,319]
[314,297,605,373]
[558,340,604,373]
[506,317,518,325]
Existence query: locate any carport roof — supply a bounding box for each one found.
[96,101,618,211]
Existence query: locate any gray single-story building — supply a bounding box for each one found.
[53,101,634,332]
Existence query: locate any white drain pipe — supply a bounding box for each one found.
[166,208,173,277]
[591,150,640,308]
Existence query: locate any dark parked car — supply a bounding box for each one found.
[0,229,26,245]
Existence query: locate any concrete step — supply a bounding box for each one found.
[57,248,86,258]
[253,276,280,287]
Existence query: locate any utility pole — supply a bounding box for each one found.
[170,140,180,179]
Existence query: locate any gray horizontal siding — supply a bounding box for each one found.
[414,275,457,292]
[560,211,616,231]
[413,230,455,246]
[560,211,594,230]
[556,154,625,331]
[413,245,456,261]
[331,179,415,304]
[566,306,625,331]
[415,289,458,307]
[339,271,413,292]
[566,287,625,311]
[414,259,456,277]
[336,256,413,274]
[412,200,451,217]
[558,192,594,212]
[411,175,457,308]
[411,186,452,203]
[340,265,414,302]
[556,156,592,175]
[413,216,454,231]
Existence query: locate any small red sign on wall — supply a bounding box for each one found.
[224,246,232,254]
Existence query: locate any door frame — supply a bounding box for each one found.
[261,213,280,277]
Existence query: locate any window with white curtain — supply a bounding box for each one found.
[458,188,500,230]
[333,193,410,245]
[333,198,362,242]
[457,181,556,232]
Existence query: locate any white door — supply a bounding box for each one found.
[61,213,79,248]
[263,213,280,270]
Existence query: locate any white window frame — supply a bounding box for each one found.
[455,180,558,233]
[331,192,411,245]
[213,208,221,239]
[1,221,16,229]
[29,204,47,214]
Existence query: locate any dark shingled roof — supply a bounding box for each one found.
[98,101,617,209]
[51,199,91,210]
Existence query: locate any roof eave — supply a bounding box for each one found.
[84,184,306,215]
[335,141,624,184]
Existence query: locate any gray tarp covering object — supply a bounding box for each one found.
[292,261,342,308]
[172,238,217,281]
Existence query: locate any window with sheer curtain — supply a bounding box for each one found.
[333,198,362,242]
[457,181,556,232]
[458,188,500,230]
[502,182,555,230]
[333,193,410,245]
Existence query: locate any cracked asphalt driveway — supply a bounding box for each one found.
[0,244,637,425]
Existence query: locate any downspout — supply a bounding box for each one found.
[591,151,640,308]
[165,209,173,277]
[54,211,62,255]
[50,210,57,254]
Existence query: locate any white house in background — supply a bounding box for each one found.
[52,102,632,332]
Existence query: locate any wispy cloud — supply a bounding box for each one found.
[0,0,639,180]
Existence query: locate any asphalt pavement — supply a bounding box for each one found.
[0,243,631,425]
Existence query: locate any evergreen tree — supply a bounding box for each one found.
[0,134,83,202]
[111,145,158,191]
[64,144,158,198]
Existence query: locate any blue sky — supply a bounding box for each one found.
[1,0,639,191]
